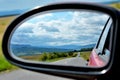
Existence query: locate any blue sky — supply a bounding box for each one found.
[0,0,119,11]
[10,10,109,47]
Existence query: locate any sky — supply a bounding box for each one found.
[0,0,119,11]
[10,10,109,47]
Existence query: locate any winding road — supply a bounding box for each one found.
[52,57,87,67]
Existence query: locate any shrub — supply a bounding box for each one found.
[39,53,47,61]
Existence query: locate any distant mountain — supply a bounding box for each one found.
[0,9,28,17]
[10,44,95,56]
[10,44,74,56]
[50,44,95,50]
[81,44,95,49]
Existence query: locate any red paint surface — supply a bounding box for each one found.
[88,49,105,67]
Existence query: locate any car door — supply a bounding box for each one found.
[88,18,112,67]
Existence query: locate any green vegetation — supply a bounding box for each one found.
[0,16,16,40]
[80,48,93,52]
[19,54,42,61]
[46,57,66,62]
[39,52,77,61]
[0,56,17,72]
[110,3,120,10]
[0,16,17,72]
[21,49,91,62]
[21,52,77,62]
[80,51,91,61]
[0,40,17,72]
[21,50,91,63]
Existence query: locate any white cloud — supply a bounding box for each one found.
[11,10,110,47]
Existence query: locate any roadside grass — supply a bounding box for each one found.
[19,54,41,61]
[46,57,65,62]
[20,52,77,62]
[0,16,18,73]
[0,40,18,73]
[45,57,71,62]
[110,3,120,10]
[0,16,16,40]
[0,55,17,72]
[80,51,91,61]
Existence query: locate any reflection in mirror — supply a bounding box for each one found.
[9,10,112,67]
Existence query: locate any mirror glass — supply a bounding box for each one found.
[9,10,112,67]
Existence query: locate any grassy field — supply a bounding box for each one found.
[0,16,17,40]
[20,52,77,62]
[21,54,71,62]
[19,51,90,63]
[0,16,18,72]
[80,51,91,61]
[110,3,120,10]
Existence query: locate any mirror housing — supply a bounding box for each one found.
[2,2,120,79]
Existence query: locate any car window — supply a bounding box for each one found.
[95,18,112,63]
[97,18,112,54]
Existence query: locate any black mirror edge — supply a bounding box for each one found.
[2,2,120,79]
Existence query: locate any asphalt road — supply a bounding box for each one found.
[0,69,74,80]
[52,57,87,67]
[0,55,87,80]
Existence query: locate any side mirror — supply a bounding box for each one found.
[2,2,120,79]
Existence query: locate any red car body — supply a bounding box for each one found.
[88,17,112,67]
[88,49,105,67]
